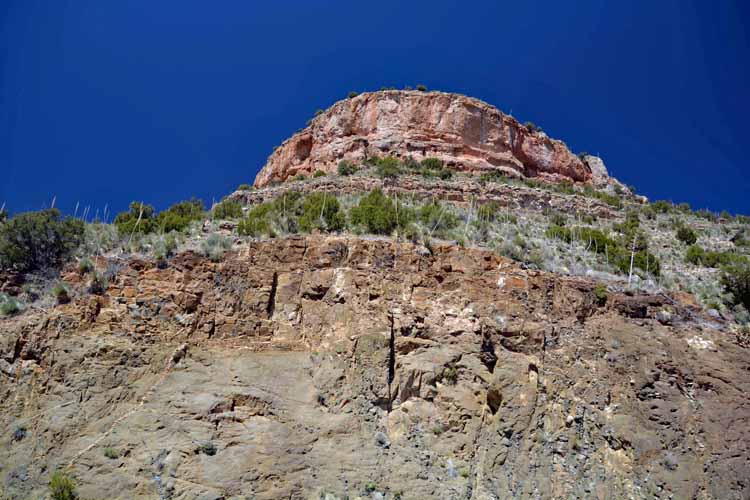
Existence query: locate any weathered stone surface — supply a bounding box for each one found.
[582,154,610,187]
[254,91,597,187]
[1,236,748,499]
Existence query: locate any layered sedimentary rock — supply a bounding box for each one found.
[2,236,748,499]
[254,91,595,187]
[231,175,621,219]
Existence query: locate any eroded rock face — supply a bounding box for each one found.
[1,236,748,499]
[582,155,610,187]
[254,91,595,187]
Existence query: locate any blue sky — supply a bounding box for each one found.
[2,1,748,216]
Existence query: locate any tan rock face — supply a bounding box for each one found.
[1,236,748,499]
[254,91,594,187]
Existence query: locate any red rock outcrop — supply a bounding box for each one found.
[254,90,594,187]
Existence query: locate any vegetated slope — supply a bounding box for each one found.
[1,237,748,499]
[2,90,750,500]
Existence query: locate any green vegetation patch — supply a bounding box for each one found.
[0,209,85,273]
[350,189,413,235]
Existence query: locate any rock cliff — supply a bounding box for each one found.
[2,90,749,500]
[254,91,595,187]
[1,237,748,499]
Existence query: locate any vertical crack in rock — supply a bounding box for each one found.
[266,271,278,319]
[388,311,396,413]
[480,336,497,373]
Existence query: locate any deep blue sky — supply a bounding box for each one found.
[2,1,749,216]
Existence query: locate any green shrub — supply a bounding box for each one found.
[677,202,691,214]
[652,200,673,213]
[549,225,661,277]
[676,226,698,245]
[579,223,659,276]
[614,211,649,251]
[546,225,572,243]
[337,160,357,176]
[641,205,657,220]
[153,233,178,261]
[52,283,70,304]
[420,158,443,170]
[313,170,326,178]
[79,222,119,257]
[103,447,120,459]
[350,189,412,235]
[685,245,704,265]
[114,202,157,236]
[476,201,503,222]
[549,180,578,194]
[0,208,7,223]
[614,210,640,235]
[298,193,345,233]
[400,156,420,171]
[49,471,77,500]
[237,191,303,238]
[212,199,243,219]
[237,203,275,237]
[594,284,608,306]
[721,264,750,310]
[442,365,458,384]
[78,258,94,274]
[293,174,307,182]
[237,184,252,191]
[618,250,661,277]
[201,234,232,262]
[268,192,304,232]
[524,121,541,133]
[0,294,22,316]
[157,198,205,232]
[416,84,427,91]
[88,272,108,295]
[417,157,452,180]
[685,245,744,268]
[0,209,85,273]
[419,201,458,233]
[347,91,358,98]
[371,156,402,179]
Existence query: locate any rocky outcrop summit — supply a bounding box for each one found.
[1,236,749,499]
[254,91,597,187]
